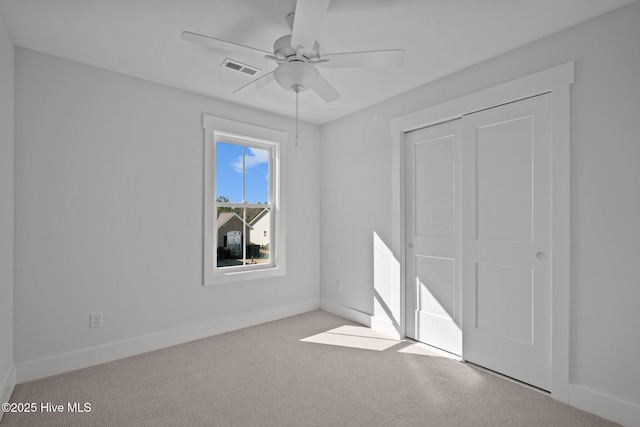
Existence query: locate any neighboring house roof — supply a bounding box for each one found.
[217,212,253,230]
[248,208,270,226]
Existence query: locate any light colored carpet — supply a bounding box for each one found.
[2,310,617,426]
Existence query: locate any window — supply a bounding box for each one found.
[203,115,286,285]
[215,138,272,268]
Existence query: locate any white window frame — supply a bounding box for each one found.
[203,115,286,285]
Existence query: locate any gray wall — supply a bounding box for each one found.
[13,49,320,367]
[321,1,640,411]
[0,11,15,405]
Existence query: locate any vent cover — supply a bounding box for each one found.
[221,58,261,76]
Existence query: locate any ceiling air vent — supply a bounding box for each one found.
[221,58,260,76]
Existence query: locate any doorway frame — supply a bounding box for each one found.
[390,62,574,402]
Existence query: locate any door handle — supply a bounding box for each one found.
[536,252,548,260]
[408,242,414,248]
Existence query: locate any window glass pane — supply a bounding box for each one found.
[216,206,272,268]
[243,147,270,204]
[216,207,246,268]
[247,208,271,265]
[215,142,243,203]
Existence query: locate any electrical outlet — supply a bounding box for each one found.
[336,280,342,292]
[90,312,102,328]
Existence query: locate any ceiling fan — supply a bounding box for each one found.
[181,0,406,103]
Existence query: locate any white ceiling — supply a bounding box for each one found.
[0,0,635,124]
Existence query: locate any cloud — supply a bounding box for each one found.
[231,148,269,173]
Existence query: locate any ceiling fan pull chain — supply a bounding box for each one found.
[295,88,299,147]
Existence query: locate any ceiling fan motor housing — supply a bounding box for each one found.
[273,34,320,62]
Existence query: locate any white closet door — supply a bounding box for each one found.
[462,93,552,391]
[405,119,462,356]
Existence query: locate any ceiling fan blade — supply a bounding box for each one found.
[264,54,287,64]
[233,71,275,94]
[320,49,405,68]
[312,75,341,102]
[181,31,271,57]
[290,0,331,53]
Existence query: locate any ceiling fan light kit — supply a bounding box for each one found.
[274,61,319,92]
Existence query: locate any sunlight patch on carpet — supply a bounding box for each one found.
[397,342,460,359]
[300,325,401,351]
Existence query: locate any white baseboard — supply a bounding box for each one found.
[320,299,371,325]
[569,384,640,427]
[0,364,16,423]
[320,299,401,339]
[16,299,320,384]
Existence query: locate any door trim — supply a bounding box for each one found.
[390,62,573,402]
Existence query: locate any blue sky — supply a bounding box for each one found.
[215,142,269,204]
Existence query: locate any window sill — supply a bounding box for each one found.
[206,265,285,286]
